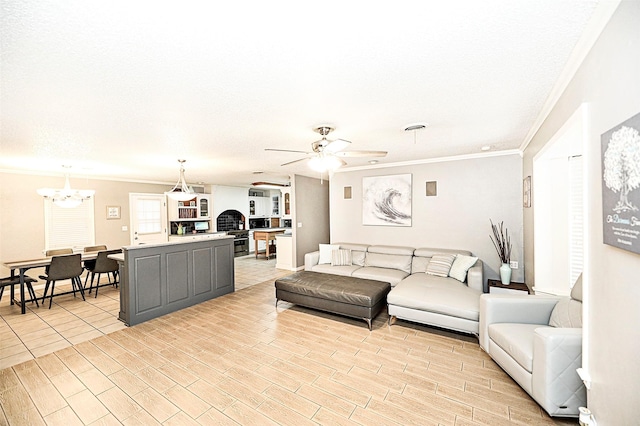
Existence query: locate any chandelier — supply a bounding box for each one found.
[37,167,95,208]
[165,159,196,201]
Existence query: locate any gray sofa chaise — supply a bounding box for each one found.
[305,243,484,334]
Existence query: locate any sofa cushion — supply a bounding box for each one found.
[570,273,583,302]
[414,247,472,258]
[549,298,582,328]
[331,249,352,266]
[367,245,415,256]
[311,263,362,277]
[352,267,408,287]
[365,252,413,274]
[335,243,369,266]
[411,256,430,274]
[386,274,481,321]
[488,323,546,373]
[426,254,456,277]
[448,254,478,282]
[318,244,339,264]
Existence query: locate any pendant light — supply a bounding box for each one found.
[37,166,95,208]
[165,159,195,201]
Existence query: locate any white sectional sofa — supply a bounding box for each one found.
[304,243,484,334]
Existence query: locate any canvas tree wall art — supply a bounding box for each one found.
[601,112,640,255]
[362,174,412,226]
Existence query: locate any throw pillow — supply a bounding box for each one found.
[331,249,352,266]
[425,254,457,277]
[318,244,339,264]
[448,254,478,282]
[570,273,583,302]
[549,298,582,328]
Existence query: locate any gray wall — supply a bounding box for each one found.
[522,1,640,423]
[292,174,330,268]
[329,153,523,286]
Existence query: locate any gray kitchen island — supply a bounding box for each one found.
[111,236,235,326]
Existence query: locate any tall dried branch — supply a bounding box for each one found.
[490,219,512,264]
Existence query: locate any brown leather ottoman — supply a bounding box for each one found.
[275,271,391,330]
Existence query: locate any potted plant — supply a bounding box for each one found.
[490,219,512,284]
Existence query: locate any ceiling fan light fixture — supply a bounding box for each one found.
[308,155,343,173]
[165,159,196,201]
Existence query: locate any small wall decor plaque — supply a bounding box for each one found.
[106,205,120,220]
[601,112,640,255]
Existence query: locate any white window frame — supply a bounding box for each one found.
[44,198,96,252]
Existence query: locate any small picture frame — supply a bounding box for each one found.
[106,205,121,219]
[190,201,196,207]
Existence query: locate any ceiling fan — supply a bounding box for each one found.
[265,126,387,171]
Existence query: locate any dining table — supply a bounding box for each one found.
[2,252,101,314]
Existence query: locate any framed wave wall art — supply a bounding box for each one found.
[601,111,640,255]
[362,174,412,226]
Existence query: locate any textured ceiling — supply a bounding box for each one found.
[0,0,603,187]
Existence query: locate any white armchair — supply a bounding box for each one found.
[479,276,585,418]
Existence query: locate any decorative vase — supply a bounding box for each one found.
[500,263,512,284]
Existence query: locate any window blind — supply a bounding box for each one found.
[568,155,583,287]
[44,199,96,251]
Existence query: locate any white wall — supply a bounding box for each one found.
[329,153,523,287]
[210,185,250,231]
[522,1,640,422]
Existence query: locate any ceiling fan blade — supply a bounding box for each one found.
[265,148,311,154]
[324,139,351,153]
[335,150,387,158]
[280,157,310,166]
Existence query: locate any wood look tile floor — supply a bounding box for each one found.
[0,257,574,425]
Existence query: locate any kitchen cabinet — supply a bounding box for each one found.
[248,230,266,253]
[116,237,234,326]
[271,194,280,217]
[249,196,269,217]
[168,195,211,221]
[281,188,291,219]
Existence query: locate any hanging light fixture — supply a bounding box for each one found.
[165,159,195,201]
[37,166,95,208]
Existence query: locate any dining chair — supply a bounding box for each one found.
[0,275,40,308]
[43,248,73,275]
[83,244,107,277]
[40,254,85,308]
[45,248,74,256]
[84,249,121,298]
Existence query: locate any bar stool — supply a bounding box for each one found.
[40,254,85,308]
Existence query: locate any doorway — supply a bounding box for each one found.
[129,193,168,245]
[533,104,587,295]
